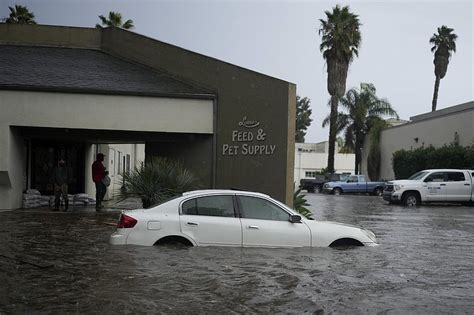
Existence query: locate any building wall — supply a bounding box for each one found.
[361,101,474,180]
[100,27,296,205]
[294,151,355,186]
[146,136,214,188]
[0,90,212,209]
[0,24,296,205]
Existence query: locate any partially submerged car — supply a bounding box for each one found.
[110,190,377,248]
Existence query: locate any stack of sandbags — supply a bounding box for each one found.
[87,197,96,205]
[22,189,42,208]
[73,193,90,206]
[23,190,97,208]
[38,195,51,207]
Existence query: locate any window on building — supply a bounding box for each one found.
[305,171,316,178]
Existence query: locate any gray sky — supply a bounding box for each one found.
[2,0,473,143]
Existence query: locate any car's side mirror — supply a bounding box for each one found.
[424,177,432,182]
[289,215,302,223]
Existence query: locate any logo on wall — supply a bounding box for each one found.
[222,116,276,156]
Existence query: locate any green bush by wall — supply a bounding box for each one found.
[392,145,474,179]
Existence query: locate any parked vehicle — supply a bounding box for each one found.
[110,189,378,247]
[300,173,349,193]
[322,175,385,196]
[383,169,474,206]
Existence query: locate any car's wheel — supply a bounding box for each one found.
[374,187,383,196]
[402,192,420,207]
[333,188,342,195]
[314,185,322,193]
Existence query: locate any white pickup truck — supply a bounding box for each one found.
[383,169,474,206]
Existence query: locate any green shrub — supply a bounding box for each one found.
[120,157,200,208]
[293,189,312,219]
[392,144,474,179]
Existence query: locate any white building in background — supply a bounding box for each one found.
[294,142,355,185]
[361,101,474,180]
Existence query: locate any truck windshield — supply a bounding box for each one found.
[408,171,428,180]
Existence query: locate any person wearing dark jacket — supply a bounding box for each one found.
[52,159,73,211]
[92,153,107,211]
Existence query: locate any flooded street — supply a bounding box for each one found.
[1,194,473,313]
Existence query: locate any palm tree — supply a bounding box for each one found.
[430,26,457,112]
[319,5,361,173]
[4,5,36,24]
[96,11,134,29]
[322,83,398,174]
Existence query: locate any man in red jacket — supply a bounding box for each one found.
[92,153,107,211]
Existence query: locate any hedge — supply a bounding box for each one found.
[392,144,474,179]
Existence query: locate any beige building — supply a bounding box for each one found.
[361,101,474,180]
[0,24,296,209]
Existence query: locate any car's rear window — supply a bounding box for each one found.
[148,194,182,208]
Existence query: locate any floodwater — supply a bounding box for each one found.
[0,194,473,313]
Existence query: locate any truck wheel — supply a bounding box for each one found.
[333,188,342,196]
[308,187,315,193]
[374,187,383,196]
[314,185,321,193]
[402,192,420,207]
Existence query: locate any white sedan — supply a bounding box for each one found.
[110,190,378,248]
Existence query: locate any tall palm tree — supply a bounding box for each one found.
[4,5,36,24]
[319,5,361,173]
[322,83,398,174]
[96,11,134,29]
[430,26,457,112]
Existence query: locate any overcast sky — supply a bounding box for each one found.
[2,0,472,143]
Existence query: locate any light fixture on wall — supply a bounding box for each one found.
[413,137,419,143]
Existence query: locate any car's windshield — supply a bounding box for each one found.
[408,171,428,180]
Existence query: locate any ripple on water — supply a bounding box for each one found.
[0,198,474,313]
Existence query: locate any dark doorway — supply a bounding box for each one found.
[30,140,85,195]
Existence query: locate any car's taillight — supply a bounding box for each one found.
[117,214,137,228]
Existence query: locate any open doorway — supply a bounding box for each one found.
[30,140,85,195]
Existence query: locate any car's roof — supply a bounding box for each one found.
[182,189,270,198]
[423,169,474,172]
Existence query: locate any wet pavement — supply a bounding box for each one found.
[0,194,473,313]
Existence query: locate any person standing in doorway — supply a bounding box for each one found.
[92,153,107,211]
[52,159,72,211]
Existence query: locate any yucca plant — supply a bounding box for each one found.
[120,157,200,208]
[293,189,312,219]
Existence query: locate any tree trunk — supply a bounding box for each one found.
[355,148,360,175]
[432,75,441,112]
[327,95,338,173]
[354,135,361,175]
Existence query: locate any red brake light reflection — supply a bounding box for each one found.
[117,214,137,228]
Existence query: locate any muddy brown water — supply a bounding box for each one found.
[0,194,473,313]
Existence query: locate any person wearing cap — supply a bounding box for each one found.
[52,158,73,211]
[92,153,107,211]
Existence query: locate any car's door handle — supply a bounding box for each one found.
[440,184,446,186]
[186,222,199,226]
[464,183,470,186]
[248,225,259,229]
